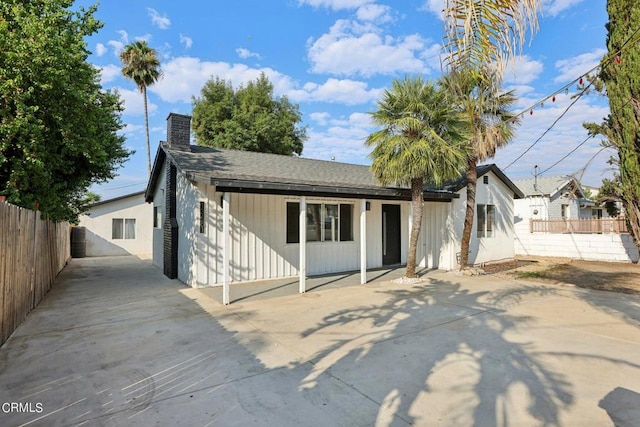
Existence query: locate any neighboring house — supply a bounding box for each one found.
[78,191,153,257]
[145,113,523,302]
[513,176,597,222]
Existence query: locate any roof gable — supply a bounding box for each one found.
[513,176,586,198]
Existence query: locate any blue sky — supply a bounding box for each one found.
[81,0,611,199]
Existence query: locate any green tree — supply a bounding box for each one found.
[120,40,161,176]
[441,69,519,269]
[192,73,306,155]
[587,0,640,252]
[0,0,131,222]
[366,76,469,278]
[443,0,542,82]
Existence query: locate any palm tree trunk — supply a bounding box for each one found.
[143,86,151,177]
[406,177,424,278]
[459,157,477,269]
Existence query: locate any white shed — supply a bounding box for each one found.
[78,191,153,257]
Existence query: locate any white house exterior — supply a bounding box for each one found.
[146,114,523,303]
[512,176,596,222]
[78,191,153,257]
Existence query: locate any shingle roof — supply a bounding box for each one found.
[169,145,382,189]
[512,176,578,197]
[145,144,518,202]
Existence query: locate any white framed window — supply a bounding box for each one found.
[112,218,136,239]
[286,202,354,243]
[477,204,495,238]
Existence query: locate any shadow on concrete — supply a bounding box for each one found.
[599,386,640,427]
[299,278,573,426]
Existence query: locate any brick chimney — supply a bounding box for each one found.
[166,113,191,150]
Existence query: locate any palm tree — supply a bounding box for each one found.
[366,76,469,278]
[441,69,519,269]
[120,41,162,176]
[442,0,542,82]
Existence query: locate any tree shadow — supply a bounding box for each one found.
[299,278,573,426]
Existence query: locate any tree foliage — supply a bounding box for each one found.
[120,40,161,176]
[442,0,542,83]
[366,76,469,277]
[0,0,130,222]
[586,0,640,251]
[192,73,306,155]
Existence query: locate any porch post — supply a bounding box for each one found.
[222,192,230,305]
[360,199,367,284]
[299,196,306,293]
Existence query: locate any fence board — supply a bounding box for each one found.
[530,218,628,234]
[0,202,70,346]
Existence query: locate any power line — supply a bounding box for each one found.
[537,134,595,175]
[97,181,147,191]
[503,82,592,170]
[501,25,640,171]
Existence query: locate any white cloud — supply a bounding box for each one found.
[147,8,171,29]
[179,34,193,50]
[544,0,585,17]
[106,30,129,56]
[298,0,374,11]
[289,78,381,105]
[302,112,375,163]
[95,43,107,57]
[236,48,262,60]
[310,112,331,126]
[97,64,121,84]
[504,55,544,85]
[554,48,606,83]
[356,4,394,23]
[421,0,445,17]
[150,56,381,107]
[307,19,439,76]
[115,87,159,116]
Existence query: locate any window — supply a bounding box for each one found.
[476,204,495,238]
[286,202,354,243]
[112,219,123,239]
[483,175,489,184]
[112,218,136,239]
[199,201,206,234]
[286,202,299,243]
[154,206,162,228]
[561,204,569,219]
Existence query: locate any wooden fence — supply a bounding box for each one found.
[530,218,628,234]
[0,201,70,346]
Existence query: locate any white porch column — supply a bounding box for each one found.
[299,196,307,293]
[360,199,367,284]
[222,192,230,305]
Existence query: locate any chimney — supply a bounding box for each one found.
[166,113,191,151]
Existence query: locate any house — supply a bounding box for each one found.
[512,175,597,222]
[145,113,523,303]
[78,191,153,257]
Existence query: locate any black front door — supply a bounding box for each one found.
[382,204,401,265]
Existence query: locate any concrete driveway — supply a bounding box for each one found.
[1,256,639,426]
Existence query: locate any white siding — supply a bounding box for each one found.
[448,171,517,267]
[79,194,153,257]
[417,202,455,269]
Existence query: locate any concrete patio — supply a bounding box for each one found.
[0,256,639,426]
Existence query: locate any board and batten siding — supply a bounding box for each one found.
[172,183,427,288]
[418,202,455,270]
[447,171,517,266]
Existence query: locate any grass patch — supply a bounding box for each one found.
[514,271,548,279]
